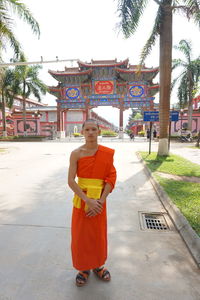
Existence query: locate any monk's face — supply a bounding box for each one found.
[81,122,101,141]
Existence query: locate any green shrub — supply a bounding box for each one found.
[101,130,117,137]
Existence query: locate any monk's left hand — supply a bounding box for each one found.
[86,200,103,217]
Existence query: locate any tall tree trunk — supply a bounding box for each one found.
[158,3,172,156]
[22,82,27,136]
[187,94,193,131]
[1,92,7,137]
[187,77,193,131]
[196,130,200,148]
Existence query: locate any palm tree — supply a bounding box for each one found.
[0,0,40,58]
[172,40,200,131]
[117,0,200,155]
[14,56,48,136]
[0,67,20,136]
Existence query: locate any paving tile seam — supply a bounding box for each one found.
[108,230,177,234]
[0,224,69,229]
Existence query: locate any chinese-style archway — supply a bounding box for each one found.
[48,59,159,137]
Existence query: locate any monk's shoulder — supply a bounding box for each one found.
[70,146,82,161]
[99,145,115,156]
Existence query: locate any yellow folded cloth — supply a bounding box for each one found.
[73,177,104,211]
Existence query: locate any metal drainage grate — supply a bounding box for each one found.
[139,212,171,231]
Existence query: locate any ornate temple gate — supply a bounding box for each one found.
[48,59,159,138]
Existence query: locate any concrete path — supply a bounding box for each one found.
[0,141,199,300]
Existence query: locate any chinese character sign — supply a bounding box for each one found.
[94,81,114,95]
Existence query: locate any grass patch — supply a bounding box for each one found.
[140,152,200,177]
[155,176,200,236]
[0,135,46,141]
[140,152,200,236]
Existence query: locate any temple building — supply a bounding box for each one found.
[48,59,159,137]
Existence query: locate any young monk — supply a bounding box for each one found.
[68,119,117,286]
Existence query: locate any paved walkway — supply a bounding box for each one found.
[0,141,199,300]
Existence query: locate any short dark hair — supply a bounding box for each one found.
[82,119,99,129]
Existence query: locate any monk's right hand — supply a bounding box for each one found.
[85,198,103,217]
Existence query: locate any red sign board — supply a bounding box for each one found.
[95,81,114,94]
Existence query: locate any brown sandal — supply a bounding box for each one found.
[93,267,111,281]
[76,270,90,287]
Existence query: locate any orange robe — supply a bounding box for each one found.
[71,145,116,271]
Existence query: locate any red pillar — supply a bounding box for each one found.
[119,105,123,131]
[57,103,61,132]
[119,98,124,138]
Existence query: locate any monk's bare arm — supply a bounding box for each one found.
[68,150,103,214]
[68,150,89,202]
[99,183,112,204]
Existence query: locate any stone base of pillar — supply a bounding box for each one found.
[158,138,169,155]
[118,131,124,139]
[2,131,7,137]
[57,131,66,139]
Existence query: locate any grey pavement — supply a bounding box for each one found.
[0,140,199,300]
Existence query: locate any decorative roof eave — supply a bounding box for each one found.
[148,84,159,97]
[117,69,159,82]
[116,67,159,74]
[48,69,92,76]
[78,58,129,68]
[48,87,61,98]
[48,71,92,84]
[48,87,61,91]
[148,84,159,89]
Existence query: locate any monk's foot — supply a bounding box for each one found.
[76,270,90,287]
[93,267,111,281]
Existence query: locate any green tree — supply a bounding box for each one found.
[172,39,200,130]
[14,56,48,136]
[0,0,40,58]
[128,108,142,123]
[0,67,19,136]
[117,0,200,155]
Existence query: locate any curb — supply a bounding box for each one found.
[137,152,200,269]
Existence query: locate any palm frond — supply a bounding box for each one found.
[174,39,192,62]
[30,85,42,102]
[117,0,149,38]
[0,24,23,58]
[171,70,187,90]
[4,0,40,37]
[172,58,186,70]
[177,73,190,107]
[139,5,162,64]
[175,0,200,27]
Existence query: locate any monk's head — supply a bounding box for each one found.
[81,119,101,140]
[82,119,100,129]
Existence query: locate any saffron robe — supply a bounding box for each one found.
[71,145,117,271]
